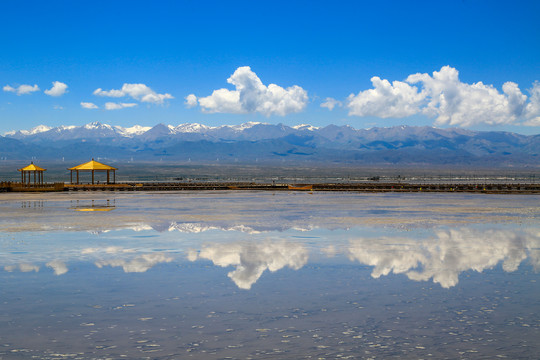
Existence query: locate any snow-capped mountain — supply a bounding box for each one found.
[1,121,539,167]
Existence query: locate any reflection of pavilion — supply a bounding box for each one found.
[70,199,116,212]
[69,159,117,185]
[17,162,46,187]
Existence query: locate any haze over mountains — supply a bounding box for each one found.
[1,122,539,168]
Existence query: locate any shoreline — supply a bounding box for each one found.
[2,181,540,194]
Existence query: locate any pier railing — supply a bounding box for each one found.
[2,181,540,193]
[0,182,64,192]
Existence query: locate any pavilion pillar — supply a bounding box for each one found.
[92,170,94,184]
[107,170,110,184]
[76,171,79,185]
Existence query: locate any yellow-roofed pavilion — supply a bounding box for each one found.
[69,159,117,184]
[18,162,46,186]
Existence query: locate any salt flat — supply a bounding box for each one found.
[0,191,538,359]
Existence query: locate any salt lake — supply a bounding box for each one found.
[0,191,539,359]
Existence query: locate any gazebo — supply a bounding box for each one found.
[18,162,46,186]
[69,159,117,185]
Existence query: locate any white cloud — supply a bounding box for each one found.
[188,66,308,116]
[3,84,40,95]
[320,97,342,111]
[44,81,68,97]
[184,94,198,108]
[93,88,124,97]
[523,81,540,126]
[344,66,540,127]
[188,240,308,289]
[406,66,528,126]
[81,102,98,109]
[104,102,138,110]
[347,77,425,118]
[524,116,540,126]
[94,83,173,105]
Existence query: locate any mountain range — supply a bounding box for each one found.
[1,122,539,168]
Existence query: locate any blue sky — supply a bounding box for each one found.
[1,0,539,134]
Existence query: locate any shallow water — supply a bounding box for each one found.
[0,192,539,359]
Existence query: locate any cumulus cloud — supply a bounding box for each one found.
[320,97,342,111]
[523,81,540,126]
[3,84,40,95]
[407,66,528,126]
[44,81,68,97]
[81,102,98,109]
[187,66,308,116]
[188,240,308,289]
[104,102,137,110]
[94,83,173,105]
[347,228,540,288]
[343,66,540,127]
[184,94,198,108]
[347,77,425,118]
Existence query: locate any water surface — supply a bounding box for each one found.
[1,192,539,359]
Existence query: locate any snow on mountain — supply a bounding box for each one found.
[6,121,306,139]
[4,124,52,137]
[3,121,538,168]
[84,121,114,130]
[224,121,264,131]
[56,125,77,131]
[173,123,211,133]
[115,125,152,137]
[23,124,52,135]
[293,124,319,131]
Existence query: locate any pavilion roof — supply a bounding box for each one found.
[18,162,46,171]
[69,159,117,171]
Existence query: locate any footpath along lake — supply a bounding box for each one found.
[0,191,539,359]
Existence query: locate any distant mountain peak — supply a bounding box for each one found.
[26,124,52,134]
[84,121,104,129]
[116,125,152,136]
[1,121,537,168]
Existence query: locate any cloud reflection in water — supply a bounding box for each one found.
[95,253,173,273]
[46,260,68,275]
[4,263,40,273]
[188,240,308,289]
[348,228,540,288]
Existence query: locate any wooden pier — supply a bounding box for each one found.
[0,182,64,192]
[2,181,540,194]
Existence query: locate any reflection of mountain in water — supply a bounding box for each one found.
[148,222,262,234]
[188,240,308,289]
[348,228,540,288]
